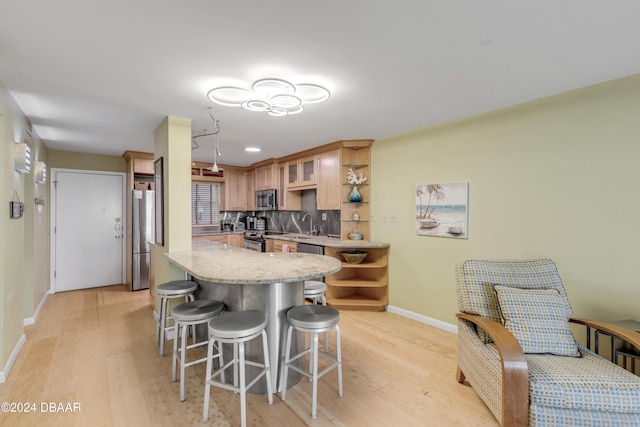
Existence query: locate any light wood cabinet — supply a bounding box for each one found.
[246,169,256,211]
[287,155,317,189]
[133,157,154,175]
[227,234,243,248]
[278,163,301,211]
[255,163,276,190]
[223,167,247,211]
[193,233,243,248]
[324,245,388,311]
[266,239,297,253]
[316,149,341,210]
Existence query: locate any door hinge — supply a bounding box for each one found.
[54,271,56,278]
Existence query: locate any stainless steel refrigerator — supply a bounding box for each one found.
[132,189,154,291]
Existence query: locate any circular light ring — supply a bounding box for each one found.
[267,107,289,117]
[207,86,251,106]
[270,94,301,109]
[296,83,330,104]
[252,78,295,97]
[242,99,270,111]
[286,105,304,115]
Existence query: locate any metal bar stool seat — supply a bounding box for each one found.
[156,280,198,356]
[203,311,273,427]
[171,299,224,401]
[304,280,327,305]
[281,305,343,419]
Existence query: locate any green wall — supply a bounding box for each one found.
[371,73,640,326]
[48,150,126,172]
[0,81,49,378]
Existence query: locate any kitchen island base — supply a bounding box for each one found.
[196,279,304,394]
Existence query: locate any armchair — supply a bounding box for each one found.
[455,259,640,426]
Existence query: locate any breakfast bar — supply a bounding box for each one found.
[164,239,342,392]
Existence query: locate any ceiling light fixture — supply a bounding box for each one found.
[207,78,330,117]
[245,147,261,152]
[191,107,222,172]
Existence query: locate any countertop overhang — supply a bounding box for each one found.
[164,239,341,284]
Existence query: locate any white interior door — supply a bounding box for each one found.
[52,169,125,292]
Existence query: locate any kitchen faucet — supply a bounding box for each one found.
[302,213,316,235]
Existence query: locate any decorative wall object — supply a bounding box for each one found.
[154,157,164,246]
[415,182,468,238]
[14,142,31,173]
[35,161,47,183]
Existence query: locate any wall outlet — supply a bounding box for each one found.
[321,213,327,220]
[390,213,399,223]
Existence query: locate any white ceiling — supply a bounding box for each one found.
[2,1,640,167]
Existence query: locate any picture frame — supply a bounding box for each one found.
[415,182,468,239]
[154,157,164,246]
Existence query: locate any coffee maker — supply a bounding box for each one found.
[246,215,257,231]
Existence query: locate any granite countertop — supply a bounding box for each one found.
[263,234,390,248]
[192,230,245,236]
[164,239,342,284]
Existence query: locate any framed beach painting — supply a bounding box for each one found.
[416,182,468,239]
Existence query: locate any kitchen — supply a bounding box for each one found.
[125,137,390,312]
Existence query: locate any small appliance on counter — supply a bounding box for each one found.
[221,219,234,232]
[246,215,257,230]
[234,222,245,231]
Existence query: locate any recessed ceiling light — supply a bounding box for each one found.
[245,147,261,152]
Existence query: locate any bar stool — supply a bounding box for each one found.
[304,280,327,306]
[171,299,224,401]
[156,280,198,356]
[304,280,329,352]
[203,311,273,427]
[281,305,343,419]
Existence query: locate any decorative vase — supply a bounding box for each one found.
[349,185,362,202]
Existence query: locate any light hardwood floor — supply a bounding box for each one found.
[0,285,498,426]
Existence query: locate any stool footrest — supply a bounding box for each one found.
[206,367,270,394]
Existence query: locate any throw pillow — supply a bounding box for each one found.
[493,285,580,357]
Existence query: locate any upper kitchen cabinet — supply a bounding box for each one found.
[246,169,256,211]
[222,167,247,211]
[278,163,301,211]
[287,155,317,189]
[254,161,277,190]
[316,149,341,210]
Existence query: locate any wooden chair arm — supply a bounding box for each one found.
[570,317,640,350]
[457,312,529,427]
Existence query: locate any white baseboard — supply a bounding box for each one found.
[0,334,26,384]
[386,305,458,334]
[24,290,52,326]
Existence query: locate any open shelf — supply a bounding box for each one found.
[325,277,386,288]
[337,260,386,268]
[324,245,389,311]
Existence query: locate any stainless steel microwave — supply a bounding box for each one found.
[256,189,277,210]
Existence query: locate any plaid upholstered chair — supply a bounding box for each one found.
[455,259,640,426]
